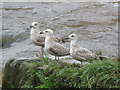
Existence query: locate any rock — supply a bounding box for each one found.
[2,34,14,48]
[3,57,117,88]
[2,57,84,88]
[2,58,41,88]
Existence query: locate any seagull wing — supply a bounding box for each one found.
[53,36,62,43]
[76,47,97,59]
[49,43,70,56]
[36,35,45,42]
[35,33,45,47]
[36,35,61,43]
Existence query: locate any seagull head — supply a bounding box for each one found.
[40,29,53,36]
[68,34,78,41]
[30,22,38,29]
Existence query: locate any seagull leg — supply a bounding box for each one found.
[80,61,84,67]
[41,47,44,57]
[36,53,40,58]
[55,56,56,60]
[36,47,44,59]
[81,61,83,65]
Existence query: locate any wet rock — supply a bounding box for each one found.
[13,31,29,43]
[2,58,41,88]
[2,34,14,48]
[2,31,29,49]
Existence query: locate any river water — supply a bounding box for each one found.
[1,2,118,68]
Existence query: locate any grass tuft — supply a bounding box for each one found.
[22,58,120,88]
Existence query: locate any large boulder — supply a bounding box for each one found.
[2,57,83,88]
[2,58,41,88]
[2,58,119,88]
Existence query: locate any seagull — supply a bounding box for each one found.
[30,22,63,58]
[40,29,70,60]
[67,34,100,64]
[30,22,45,58]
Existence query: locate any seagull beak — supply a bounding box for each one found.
[65,37,70,39]
[30,26,33,28]
[40,31,44,34]
[62,37,70,42]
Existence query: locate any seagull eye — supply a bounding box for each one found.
[35,24,37,25]
[45,31,48,33]
[71,35,74,37]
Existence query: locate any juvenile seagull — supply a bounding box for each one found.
[67,34,100,64]
[30,22,45,58]
[40,29,70,60]
[30,22,62,58]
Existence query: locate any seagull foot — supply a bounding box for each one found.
[36,53,43,59]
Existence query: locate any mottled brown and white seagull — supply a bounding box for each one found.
[67,34,100,64]
[40,29,70,60]
[30,22,62,58]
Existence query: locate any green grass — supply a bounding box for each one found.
[22,57,120,88]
